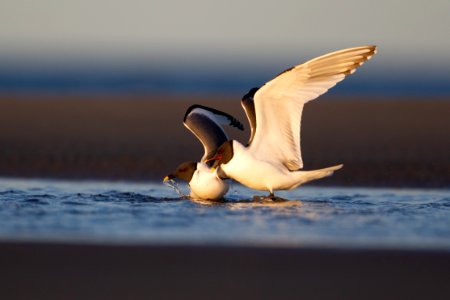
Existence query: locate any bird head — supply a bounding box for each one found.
[207,140,234,170]
[163,161,197,183]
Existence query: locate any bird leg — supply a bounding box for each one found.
[269,192,281,201]
[268,192,288,202]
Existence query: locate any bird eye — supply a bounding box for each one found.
[179,168,187,172]
[218,149,224,154]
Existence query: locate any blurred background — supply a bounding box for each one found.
[0,0,449,186]
[1,0,450,95]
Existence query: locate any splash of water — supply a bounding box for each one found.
[164,179,189,199]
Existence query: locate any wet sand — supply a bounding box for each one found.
[1,241,449,300]
[0,94,449,187]
[1,95,449,299]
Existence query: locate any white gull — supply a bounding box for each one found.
[210,46,377,199]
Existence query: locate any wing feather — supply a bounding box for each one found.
[249,45,376,170]
[183,105,244,163]
[241,88,258,145]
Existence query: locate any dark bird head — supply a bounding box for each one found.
[163,161,197,183]
[207,140,234,170]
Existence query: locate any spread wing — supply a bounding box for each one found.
[183,105,244,163]
[241,88,258,145]
[248,45,377,170]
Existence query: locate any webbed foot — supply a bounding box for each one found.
[268,196,288,202]
[251,194,289,203]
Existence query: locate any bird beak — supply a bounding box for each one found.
[204,155,222,163]
[204,154,222,171]
[163,174,174,182]
[211,159,220,170]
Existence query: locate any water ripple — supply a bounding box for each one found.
[0,178,449,249]
[23,198,49,205]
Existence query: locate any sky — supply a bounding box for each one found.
[1,0,449,93]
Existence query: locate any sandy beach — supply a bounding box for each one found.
[0,94,449,187]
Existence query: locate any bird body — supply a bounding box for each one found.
[164,105,243,200]
[219,140,342,193]
[212,46,377,198]
[189,162,229,200]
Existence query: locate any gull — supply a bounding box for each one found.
[164,105,244,200]
[209,46,377,199]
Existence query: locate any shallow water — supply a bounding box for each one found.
[0,178,449,249]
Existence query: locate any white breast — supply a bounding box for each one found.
[189,163,229,200]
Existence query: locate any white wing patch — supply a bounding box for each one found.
[249,45,377,170]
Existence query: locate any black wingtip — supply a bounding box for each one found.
[231,118,244,131]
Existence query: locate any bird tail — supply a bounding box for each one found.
[291,164,343,188]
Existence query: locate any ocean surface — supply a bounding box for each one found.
[1,68,450,95]
[0,178,449,249]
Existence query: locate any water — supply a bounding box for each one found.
[0,178,449,249]
[1,68,450,95]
